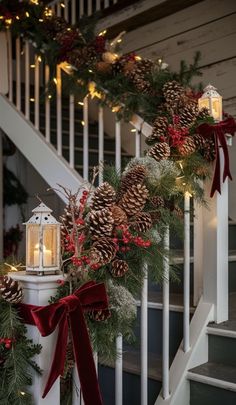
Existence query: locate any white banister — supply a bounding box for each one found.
[56,65,62,156]
[56,2,61,16]
[88,0,92,16]
[83,96,89,180]
[79,0,84,17]
[24,41,30,120]
[7,31,13,102]
[104,0,109,8]
[115,121,121,171]
[135,129,141,158]
[162,227,170,399]
[141,266,148,405]
[71,0,76,24]
[64,0,69,21]
[115,334,123,405]
[45,65,50,142]
[69,94,75,168]
[96,0,101,11]
[183,192,191,352]
[34,55,40,130]
[98,106,104,184]
[16,37,21,110]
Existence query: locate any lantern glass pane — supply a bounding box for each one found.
[212,97,222,121]
[198,98,210,111]
[43,225,58,267]
[27,224,39,267]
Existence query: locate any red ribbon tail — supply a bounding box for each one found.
[42,313,68,398]
[70,305,103,405]
[219,131,233,183]
[210,134,221,198]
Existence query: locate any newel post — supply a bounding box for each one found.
[194,85,229,323]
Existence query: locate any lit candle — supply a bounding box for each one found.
[34,244,52,267]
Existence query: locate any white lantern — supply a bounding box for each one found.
[198,84,222,122]
[24,203,61,275]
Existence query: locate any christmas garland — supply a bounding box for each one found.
[1,0,236,402]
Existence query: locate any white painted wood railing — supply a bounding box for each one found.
[4,30,229,405]
[48,0,121,24]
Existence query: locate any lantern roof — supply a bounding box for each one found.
[24,202,61,225]
[201,84,221,99]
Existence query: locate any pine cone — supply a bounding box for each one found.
[150,211,161,224]
[96,61,112,75]
[196,107,210,121]
[193,133,206,150]
[112,61,123,75]
[89,208,114,239]
[43,16,68,39]
[91,182,116,211]
[178,137,196,156]
[118,184,149,216]
[90,237,117,266]
[131,212,152,233]
[147,142,170,161]
[0,276,23,304]
[119,165,147,197]
[110,259,129,277]
[89,309,111,321]
[146,117,169,144]
[201,137,216,161]
[179,103,199,128]
[68,45,97,69]
[110,205,128,226]
[149,196,165,208]
[60,204,80,240]
[125,59,153,94]
[163,81,185,108]
[172,206,184,218]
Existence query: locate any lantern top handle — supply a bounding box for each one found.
[32,202,53,214]
[202,84,221,97]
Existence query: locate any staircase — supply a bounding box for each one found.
[0,3,235,405]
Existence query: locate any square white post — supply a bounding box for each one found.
[10,271,63,405]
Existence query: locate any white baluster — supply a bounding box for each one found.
[88,0,92,15]
[64,0,69,21]
[69,95,75,168]
[141,266,148,405]
[71,0,76,24]
[135,129,141,158]
[45,65,50,143]
[183,192,191,352]
[56,2,61,16]
[104,0,109,8]
[115,334,123,405]
[7,31,13,102]
[16,37,21,110]
[115,121,121,171]
[162,227,170,399]
[24,41,30,120]
[56,65,62,156]
[96,0,101,11]
[83,96,89,180]
[113,0,118,3]
[79,0,84,17]
[98,106,104,184]
[34,55,40,130]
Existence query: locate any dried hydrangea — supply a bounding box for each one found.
[108,281,137,323]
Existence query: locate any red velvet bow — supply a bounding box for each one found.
[19,281,108,405]
[197,117,236,197]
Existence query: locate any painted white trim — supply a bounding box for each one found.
[135,300,195,314]
[207,327,236,339]
[187,371,236,392]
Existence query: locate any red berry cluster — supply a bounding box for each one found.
[167,123,189,147]
[95,36,106,53]
[113,225,152,250]
[71,255,90,267]
[79,190,89,213]
[0,338,14,349]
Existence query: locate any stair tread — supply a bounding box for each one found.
[189,361,236,386]
[100,351,163,381]
[147,291,194,308]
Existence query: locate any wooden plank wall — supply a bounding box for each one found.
[121,0,236,117]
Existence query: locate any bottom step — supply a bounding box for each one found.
[190,381,236,405]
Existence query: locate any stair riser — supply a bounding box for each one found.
[190,381,236,405]
[209,335,236,367]
[98,366,161,405]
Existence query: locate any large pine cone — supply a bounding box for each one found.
[147,142,170,161]
[91,182,116,211]
[110,205,128,226]
[0,276,23,304]
[201,137,216,162]
[146,117,169,144]
[125,59,153,94]
[89,308,111,321]
[89,208,114,239]
[110,259,129,277]
[43,16,68,39]
[68,45,97,69]
[193,133,206,150]
[179,103,199,128]
[178,137,196,156]
[118,184,149,216]
[196,107,210,121]
[131,212,152,233]
[60,204,80,239]
[90,237,117,267]
[162,81,185,107]
[119,165,147,197]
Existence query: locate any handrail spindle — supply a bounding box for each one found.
[24,41,30,120]
[16,37,21,110]
[34,55,40,130]
[183,192,191,352]
[83,96,89,180]
[56,65,62,155]
[162,227,170,399]
[98,106,104,184]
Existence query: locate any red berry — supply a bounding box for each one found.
[5,343,11,349]
[83,190,88,196]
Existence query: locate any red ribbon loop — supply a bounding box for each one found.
[19,281,108,405]
[197,117,236,197]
